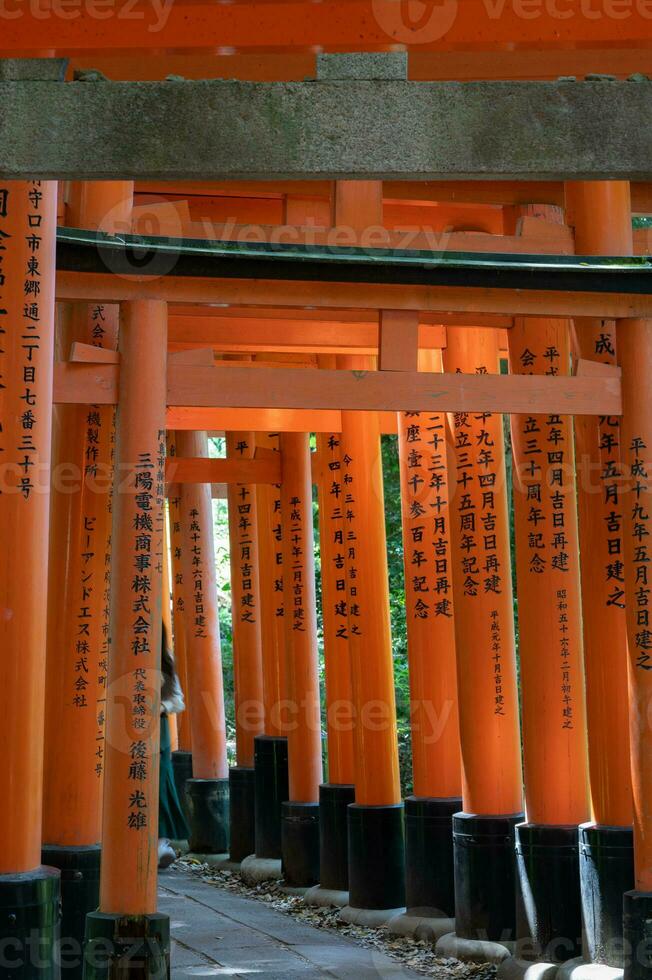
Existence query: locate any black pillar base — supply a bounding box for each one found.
[580,822,634,967]
[318,783,355,893]
[228,767,256,863]
[515,823,582,963]
[281,802,320,888]
[0,866,61,979]
[405,796,461,918]
[347,803,406,911]
[171,751,192,826]
[41,844,101,979]
[453,811,524,943]
[83,912,170,979]
[186,778,230,854]
[254,736,288,860]
[624,890,652,980]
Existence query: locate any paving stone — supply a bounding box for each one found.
[160,870,426,978]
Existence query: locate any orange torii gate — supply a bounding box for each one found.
[42,180,133,977]
[225,431,265,863]
[6,138,652,980]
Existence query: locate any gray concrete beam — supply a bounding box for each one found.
[0,74,651,181]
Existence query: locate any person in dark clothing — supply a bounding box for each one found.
[158,623,190,868]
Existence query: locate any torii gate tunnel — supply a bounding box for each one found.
[2,26,652,980]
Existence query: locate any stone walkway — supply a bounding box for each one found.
[160,868,423,979]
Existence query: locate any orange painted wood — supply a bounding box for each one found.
[255,432,287,737]
[616,316,652,889]
[0,181,57,873]
[176,430,229,782]
[565,181,634,829]
[99,300,167,915]
[8,0,650,54]
[69,341,120,364]
[338,354,402,807]
[397,349,461,800]
[132,179,652,213]
[44,300,119,847]
[379,310,419,373]
[53,361,622,416]
[54,361,119,405]
[65,48,652,85]
[168,315,448,355]
[167,365,622,416]
[443,327,523,816]
[226,432,265,767]
[56,271,652,320]
[167,455,282,485]
[508,314,590,826]
[168,407,356,434]
[162,512,177,753]
[167,347,215,367]
[280,432,323,803]
[315,423,355,787]
[44,182,132,851]
[167,473,192,753]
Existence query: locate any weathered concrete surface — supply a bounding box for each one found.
[316,52,408,80]
[1,76,652,180]
[240,854,283,885]
[386,912,455,941]
[435,932,513,965]
[497,957,562,980]
[555,957,624,980]
[303,885,349,909]
[339,905,406,927]
[0,58,67,81]
[160,868,425,978]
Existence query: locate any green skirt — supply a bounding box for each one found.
[159,714,190,841]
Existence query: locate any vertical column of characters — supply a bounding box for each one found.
[508,320,589,827]
[256,431,286,735]
[226,432,264,767]
[443,328,522,818]
[398,394,460,800]
[167,460,191,752]
[280,432,323,804]
[99,300,167,916]
[316,429,355,787]
[0,181,57,874]
[177,430,228,782]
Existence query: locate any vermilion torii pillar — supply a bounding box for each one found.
[176,429,230,857]
[42,180,133,975]
[617,310,652,980]
[507,300,589,963]
[337,354,406,923]
[251,431,289,868]
[0,181,60,976]
[442,327,524,948]
[396,348,462,926]
[278,431,323,887]
[84,300,170,976]
[166,462,194,823]
[311,418,356,900]
[226,431,265,863]
[565,181,635,969]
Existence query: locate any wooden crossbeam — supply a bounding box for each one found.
[56,272,652,320]
[166,455,281,484]
[53,363,621,416]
